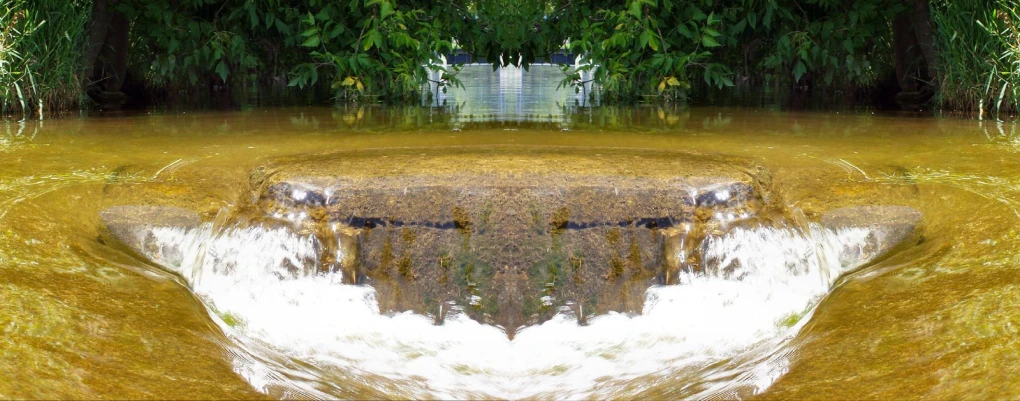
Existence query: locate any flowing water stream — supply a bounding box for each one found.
[2,66,1020,399]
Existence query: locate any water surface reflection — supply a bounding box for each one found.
[0,106,1018,399]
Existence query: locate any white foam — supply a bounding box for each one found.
[148,222,875,399]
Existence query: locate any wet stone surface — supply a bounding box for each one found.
[821,205,923,266]
[692,205,924,282]
[240,148,775,334]
[96,148,928,338]
[100,205,201,267]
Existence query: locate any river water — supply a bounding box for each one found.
[2,66,1020,399]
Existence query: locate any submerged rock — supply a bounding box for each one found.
[100,205,200,267]
[101,205,326,280]
[821,205,922,266]
[248,147,774,332]
[99,149,922,338]
[694,205,923,281]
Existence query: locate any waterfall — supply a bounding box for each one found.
[139,217,881,399]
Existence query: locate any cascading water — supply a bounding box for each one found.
[93,148,923,399]
[138,212,894,399]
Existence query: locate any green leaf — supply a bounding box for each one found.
[356,53,371,67]
[380,1,395,19]
[704,27,722,37]
[628,1,642,18]
[247,3,258,28]
[793,61,807,82]
[215,60,229,82]
[701,35,720,48]
[677,23,693,39]
[730,18,747,35]
[363,32,375,51]
[301,35,320,47]
[369,30,384,50]
[328,25,344,39]
[707,12,719,25]
[274,18,291,35]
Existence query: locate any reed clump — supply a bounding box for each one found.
[933,0,1020,118]
[0,0,91,118]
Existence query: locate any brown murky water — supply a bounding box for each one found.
[2,69,1020,399]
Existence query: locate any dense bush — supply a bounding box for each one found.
[560,0,905,102]
[118,0,461,103]
[1,0,1020,117]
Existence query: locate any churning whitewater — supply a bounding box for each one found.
[143,216,876,399]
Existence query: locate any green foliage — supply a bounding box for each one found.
[560,0,735,102]
[287,0,461,102]
[116,0,260,88]
[119,0,461,103]
[933,0,1020,117]
[5,0,1020,114]
[106,0,917,107]
[560,0,904,103]
[452,0,574,68]
[0,0,91,117]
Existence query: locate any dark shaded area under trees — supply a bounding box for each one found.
[3,0,1019,116]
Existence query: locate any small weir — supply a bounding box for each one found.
[98,146,921,399]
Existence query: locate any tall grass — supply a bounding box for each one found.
[0,0,91,118]
[933,0,1020,118]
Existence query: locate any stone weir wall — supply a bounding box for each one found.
[237,147,781,333]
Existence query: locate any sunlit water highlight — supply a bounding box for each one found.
[145,218,875,399]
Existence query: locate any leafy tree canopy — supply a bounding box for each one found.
[0,0,972,113]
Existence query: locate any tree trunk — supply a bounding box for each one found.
[893,12,920,92]
[98,11,129,92]
[891,0,938,109]
[907,0,939,85]
[84,0,131,106]
[83,0,111,85]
